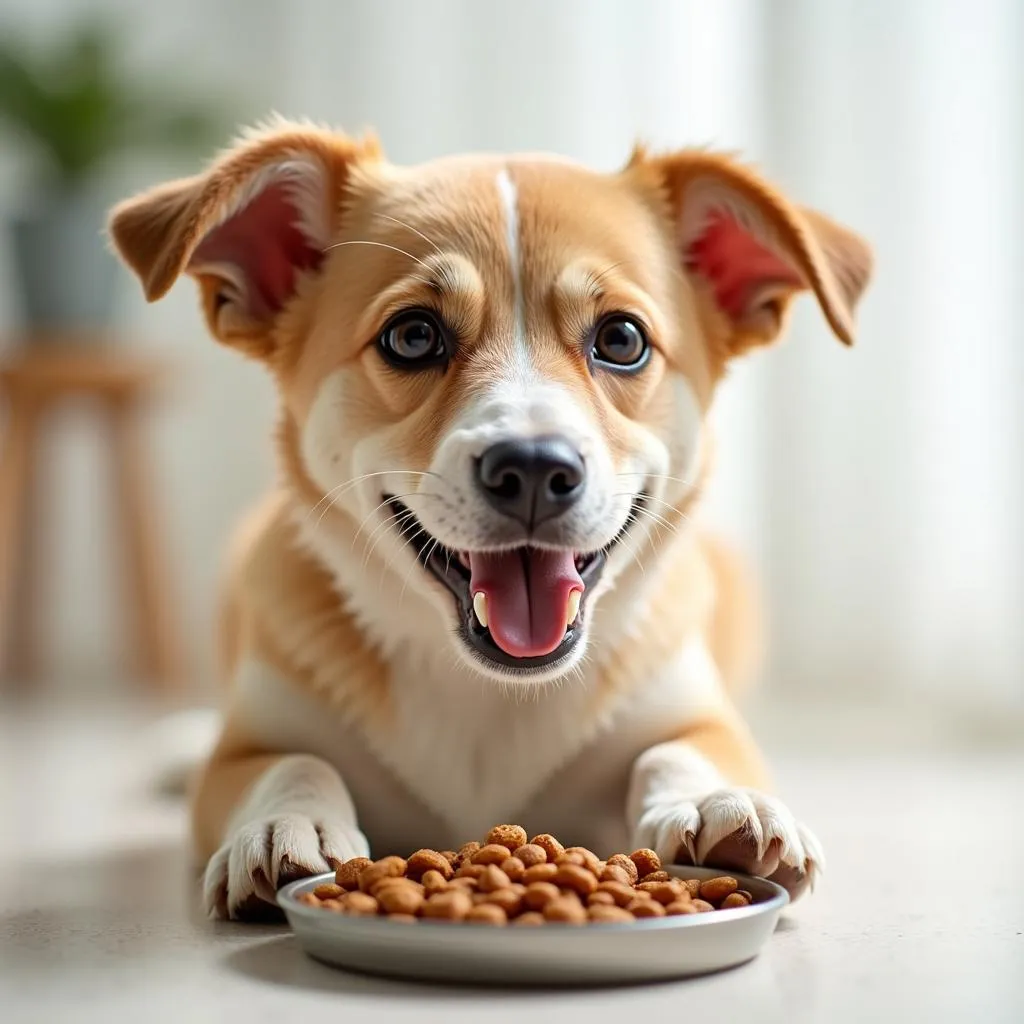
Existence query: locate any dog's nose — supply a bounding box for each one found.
[476,436,586,528]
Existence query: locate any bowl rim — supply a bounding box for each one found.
[278,863,789,933]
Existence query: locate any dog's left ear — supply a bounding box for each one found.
[108,119,382,360]
[636,149,872,352]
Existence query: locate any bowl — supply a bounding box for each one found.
[278,864,789,986]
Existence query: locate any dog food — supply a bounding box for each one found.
[294,825,754,925]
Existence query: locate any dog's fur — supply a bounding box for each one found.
[109,118,871,919]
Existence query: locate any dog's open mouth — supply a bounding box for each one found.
[384,495,644,671]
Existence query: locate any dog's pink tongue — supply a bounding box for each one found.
[469,550,583,659]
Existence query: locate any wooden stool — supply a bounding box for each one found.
[0,343,184,691]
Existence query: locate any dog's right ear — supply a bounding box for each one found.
[108,119,382,360]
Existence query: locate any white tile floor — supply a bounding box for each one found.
[1,698,1022,1023]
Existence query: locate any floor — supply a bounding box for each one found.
[1,697,1022,1024]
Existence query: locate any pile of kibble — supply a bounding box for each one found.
[295,824,753,925]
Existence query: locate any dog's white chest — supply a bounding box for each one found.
[367,653,609,838]
[232,638,723,852]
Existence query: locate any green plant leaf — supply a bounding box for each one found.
[0,16,233,188]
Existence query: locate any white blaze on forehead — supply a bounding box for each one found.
[495,168,530,374]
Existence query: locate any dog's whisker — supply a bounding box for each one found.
[361,507,422,569]
[305,469,436,523]
[372,213,444,255]
[352,492,440,550]
[630,504,680,536]
[322,239,432,271]
[399,535,440,606]
[616,470,698,490]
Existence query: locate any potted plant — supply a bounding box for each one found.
[0,18,223,339]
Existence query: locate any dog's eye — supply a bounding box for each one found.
[378,310,448,368]
[591,315,649,370]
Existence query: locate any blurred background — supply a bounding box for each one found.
[0,0,1020,737]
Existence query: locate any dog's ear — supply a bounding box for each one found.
[635,149,872,353]
[108,119,382,360]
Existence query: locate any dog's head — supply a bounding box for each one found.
[110,119,871,684]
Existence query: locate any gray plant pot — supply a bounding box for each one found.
[7,189,120,339]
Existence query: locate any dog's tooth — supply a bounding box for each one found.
[473,591,489,628]
[565,589,581,628]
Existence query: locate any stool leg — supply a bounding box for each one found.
[0,394,40,687]
[107,397,184,691]
[7,401,45,683]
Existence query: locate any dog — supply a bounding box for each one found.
[108,117,871,920]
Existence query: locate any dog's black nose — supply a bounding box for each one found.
[476,436,586,528]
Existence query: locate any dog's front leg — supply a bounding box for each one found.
[626,714,823,899]
[193,748,369,920]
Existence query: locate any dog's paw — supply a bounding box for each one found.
[634,788,824,900]
[202,815,369,920]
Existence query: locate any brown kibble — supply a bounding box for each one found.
[564,847,603,874]
[485,824,529,852]
[647,881,688,906]
[313,882,345,900]
[681,878,702,899]
[335,857,372,890]
[456,841,481,866]
[588,904,635,923]
[636,881,666,895]
[522,881,561,911]
[553,864,598,896]
[720,892,752,910]
[472,844,513,866]
[629,898,667,918]
[543,896,588,924]
[599,863,632,886]
[665,900,699,915]
[513,844,548,868]
[511,912,546,926]
[406,849,454,881]
[421,870,449,896]
[629,849,661,877]
[466,903,508,925]
[522,862,559,884]
[321,827,751,926]
[358,856,407,893]
[500,856,526,882]
[529,834,565,862]
[297,892,321,907]
[639,870,671,884]
[371,875,424,894]
[699,876,739,904]
[554,851,587,868]
[481,887,524,916]
[596,881,636,908]
[478,864,512,892]
[377,883,424,916]
[345,891,380,915]
[369,879,424,904]
[606,854,639,883]
[420,889,473,921]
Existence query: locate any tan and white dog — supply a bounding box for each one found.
[109,119,871,920]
